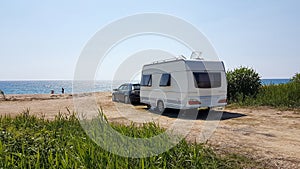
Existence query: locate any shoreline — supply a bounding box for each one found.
[1,92,110,101]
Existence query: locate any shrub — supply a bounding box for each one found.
[238,75,300,108]
[291,73,300,83]
[227,67,261,102]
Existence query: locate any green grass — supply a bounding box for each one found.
[0,109,258,169]
[231,82,300,109]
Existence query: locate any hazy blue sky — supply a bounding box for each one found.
[0,0,299,80]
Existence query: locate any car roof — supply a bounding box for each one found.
[122,83,140,85]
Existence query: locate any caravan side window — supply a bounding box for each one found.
[141,74,152,86]
[159,73,171,87]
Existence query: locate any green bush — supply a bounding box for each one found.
[232,72,300,108]
[227,67,261,102]
[240,80,300,108]
[291,73,300,83]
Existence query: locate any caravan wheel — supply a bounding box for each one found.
[157,100,165,113]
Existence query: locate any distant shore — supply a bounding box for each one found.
[2,93,73,101]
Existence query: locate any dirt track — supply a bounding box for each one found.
[0,92,299,168]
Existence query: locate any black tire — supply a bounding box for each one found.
[124,96,130,104]
[112,94,116,102]
[157,100,165,113]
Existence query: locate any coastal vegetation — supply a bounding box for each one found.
[226,67,261,102]
[227,68,300,109]
[0,110,258,169]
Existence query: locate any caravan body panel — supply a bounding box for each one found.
[140,59,227,110]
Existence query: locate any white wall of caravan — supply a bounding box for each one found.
[140,59,227,109]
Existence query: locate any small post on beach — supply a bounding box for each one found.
[51,90,54,94]
[62,88,64,94]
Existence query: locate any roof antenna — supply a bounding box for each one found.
[190,51,204,60]
[179,55,186,59]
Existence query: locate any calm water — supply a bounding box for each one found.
[0,79,290,95]
[261,79,290,85]
[0,80,127,95]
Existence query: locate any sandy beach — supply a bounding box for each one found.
[0,92,300,168]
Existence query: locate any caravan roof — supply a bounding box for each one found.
[143,58,225,72]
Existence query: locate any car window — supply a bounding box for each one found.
[123,85,129,91]
[118,85,124,90]
[133,84,140,90]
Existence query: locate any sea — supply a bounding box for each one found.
[0,79,290,95]
[0,80,126,95]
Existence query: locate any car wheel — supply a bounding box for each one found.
[124,96,130,104]
[112,94,116,101]
[157,100,165,113]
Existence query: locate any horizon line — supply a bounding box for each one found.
[0,77,292,81]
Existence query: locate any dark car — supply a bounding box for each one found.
[112,83,140,104]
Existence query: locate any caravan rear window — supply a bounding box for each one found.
[141,74,152,86]
[193,72,221,88]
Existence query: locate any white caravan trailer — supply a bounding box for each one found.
[140,57,227,113]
